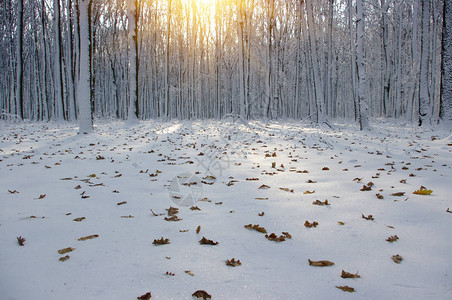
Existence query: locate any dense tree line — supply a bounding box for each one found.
[0,0,450,129]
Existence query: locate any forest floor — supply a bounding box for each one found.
[0,118,451,300]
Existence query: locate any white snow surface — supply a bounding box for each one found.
[0,119,451,300]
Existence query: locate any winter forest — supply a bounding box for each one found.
[1,0,452,299]
[1,0,451,128]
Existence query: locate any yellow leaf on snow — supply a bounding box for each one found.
[413,186,433,195]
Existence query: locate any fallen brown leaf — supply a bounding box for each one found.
[244,224,267,233]
[391,192,405,197]
[386,235,399,242]
[59,255,70,262]
[137,292,151,300]
[199,237,218,245]
[192,290,211,299]
[117,201,127,205]
[392,254,403,264]
[78,234,99,241]
[336,286,355,292]
[167,206,179,216]
[304,220,319,228]
[196,225,201,234]
[265,233,286,242]
[361,214,374,221]
[312,199,329,206]
[58,247,75,255]
[164,216,182,221]
[341,270,360,278]
[308,259,334,267]
[153,237,170,245]
[73,217,86,222]
[185,270,195,276]
[226,258,241,267]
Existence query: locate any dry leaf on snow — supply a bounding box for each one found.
[153,237,170,245]
[392,254,403,264]
[361,214,374,221]
[58,247,75,255]
[226,258,241,267]
[192,290,211,299]
[244,224,267,233]
[336,286,355,292]
[199,237,218,245]
[137,292,151,300]
[413,186,433,195]
[304,220,319,228]
[341,270,360,278]
[308,259,334,267]
[312,199,329,206]
[386,235,399,242]
[265,233,286,242]
[78,234,99,241]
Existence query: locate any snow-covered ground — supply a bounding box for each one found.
[0,119,451,300]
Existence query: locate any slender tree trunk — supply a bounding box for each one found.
[357,0,369,130]
[78,0,93,133]
[441,0,452,121]
[306,0,326,124]
[419,0,432,126]
[54,0,65,119]
[16,0,24,119]
[127,0,139,123]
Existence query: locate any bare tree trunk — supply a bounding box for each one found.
[419,0,432,126]
[441,0,452,121]
[357,0,369,130]
[127,0,139,123]
[16,0,24,119]
[78,0,93,133]
[306,0,326,124]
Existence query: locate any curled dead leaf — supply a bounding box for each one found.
[392,254,403,264]
[304,190,315,194]
[59,255,70,262]
[282,232,292,239]
[265,233,286,242]
[226,258,241,267]
[312,199,329,206]
[117,201,127,205]
[196,225,201,234]
[361,214,374,221]
[386,235,399,242]
[137,292,151,300]
[153,237,170,245]
[190,206,201,211]
[258,184,271,189]
[73,217,86,222]
[192,290,211,299]
[78,234,99,241]
[304,220,319,228]
[360,185,372,191]
[167,206,179,216]
[244,224,267,234]
[58,247,75,255]
[391,192,405,197]
[336,286,355,292]
[185,270,195,276]
[308,259,334,267]
[164,216,182,221]
[341,270,360,278]
[199,237,218,245]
